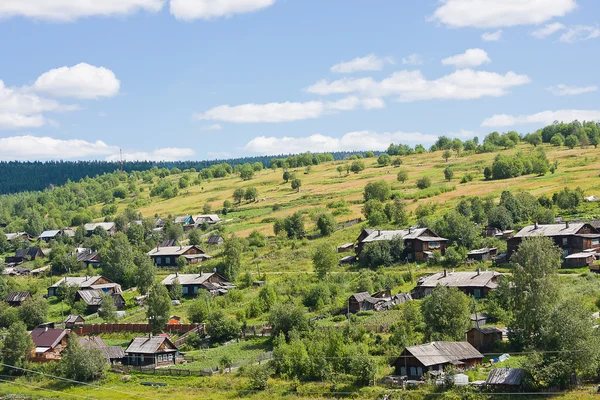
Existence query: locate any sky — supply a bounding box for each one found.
[0,0,599,162]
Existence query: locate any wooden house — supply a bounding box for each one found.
[467,247,498,262]
[4,291,31,306]
[147,245,211,267]
[48,275,121,297]
[6,247,44,264]
[412,269,502,299]
[124,336,179,367]
[482,227,514,239]
[486,368,524,390]
[207,235,224,245]
[337,243,354,253]
[161,273,236,296]
[339,255,356,265]
[466,326,504,352]
[83,222,116,236]
[64,314,85,329]
[356,228,448,262]
[173,215,193,225]
[192,214,221,225]
[69,248,101,268]
[566,251,597,268]
[507,222,600,262]
[392,341,483,378]
[75,290,126,313]
[30,327,70,362]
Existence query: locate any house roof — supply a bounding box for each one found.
[338,243,354,249]
[161,272,229,286]
[84,222,115,232]
[486,368,524,386]
[79,336,125,360]
[39,230,61,238]
[125,336,177,354]
[50,275,114,289]
[77,290,106,306]
[147,245,204,257]
[514,222,592,238]
[207,235,224,244]
[565,252,595,259]
[30,328,69,349]
[417,271,501,289]
[350,292,371,302]
[403,341,483,367]
[192,214,221,223]
[360,228,447,243]
[64,315,85,324]
[5,232,31,241]
[468,247,497,255]
[471,326,504,335]
[14,247,42,259]
[5,291,31,303]
[173,215,191,224]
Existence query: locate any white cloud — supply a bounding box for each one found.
[532,22,566,38]
[401,54,423,66]
[196,101,325,123]
[559,25,600,43]
[305,69,530,102]
[0,0,164,21]
[431,0,576,28]
[0,114,46,130]
[170,0,274,20]
[326,96,385,111]
[33,63,120,99]
[331,54,391,73]
[108,147,196,161]
[200,123,224,131]
[0,135,117,160]
[441,48,491,68]
[481,30,503,41]
[482,109,600,127]
[244,130,438,154]
[547,84,597,96]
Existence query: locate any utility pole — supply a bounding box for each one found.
[119,149,123,172]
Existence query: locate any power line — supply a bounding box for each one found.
[0,377,96,399]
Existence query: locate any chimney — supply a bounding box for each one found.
[443,269,447,277]
[44,326,48,332]
[377,230,381,237]
[476,267,481,276]
[534,222,538,229]
[157,244,160,251]
[566,221,570,229]
[176,271,178,277]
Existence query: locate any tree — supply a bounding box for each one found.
[550,133,564,146]
[312,243,337,278]
[316,213,336,236]
[56,281,80,306]
[146,284,171,331]
[525,132,542,147]
[510,236,561,349]
[248,230,266,247]
[0,232,9,254]
[188,229,202,246]
[98,293,118,322]
[336,166,344,176]
[222,236,245,280]
[487,206,513,230]
[350,160,365,174]
[282,171,291,183]
[169,278,183,300]
[233,188,245,204]
[283,212,305,239]
[18,297,48,329]
[364,151,375,158]
[362,199,387,226]
[253,162,264,172]
[396,169,408,183]
[207,310,241,342]
[442,150,452,162]
[268,303,309,340]
[99,233,135,286]
[416,176,431,189]
[377,154,391,166]
[359,241,393,269]
[220,355,234,373]
[290,178,302,192]
[134,256,155,295]
[388,198,409,225]
[60,334,107,382]
[187,293,211,323]
[444,167,454,181]
[363,180,391,202]
[421,286,470,341]
[239,164,255,180]
[246,364,271,390]
[2,321,32,373]
[389,301,424,349]
[258,285,277,312]
[564,134,578,149]
[245,187,258,202]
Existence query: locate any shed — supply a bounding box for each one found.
[467,247,498,262]
[565,252,596,268]
[466,326,504,352]
[486,368,524,389]
[337,243,354,253]
[340,255,356,265]
[5,291,31,306]
[6,247,44,264]
[75,290,126,313]
[64,314,85,328]
[79,336,124,364]
[207,235,224,245]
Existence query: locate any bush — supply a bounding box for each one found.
[416,176,431,189]
[363,180,392,202]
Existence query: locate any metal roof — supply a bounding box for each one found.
[173,215,191,224]
[77,290,105,306]
[403,341,483,367]
[161,272,228,286]
[192,214,221,223]
[5,291,31,303]
[361,228,447,243]
[486,368,524,386]
[565,252,595,259]
[468,247,497,255]
[50,275,115,289]
[64,315,84,324]
[417,271,502,289]
[125,336,177,354]
[514,222,590,238]
[147,245,204,257]
[39,230,61,238]
[207,235,224,244]
[30,328,69,349]
[84,222,115,232]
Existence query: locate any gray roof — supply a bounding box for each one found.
[14,247,42,259]
[64,314,85,324]
[192,214,221,223]
[565,252,596,259]
[147,245,204,257]
[486,368,524,386]
[161,273,229,286]
[361,228,447,243]
[77,290,106,306]
[39,230,61,238]
[79,336,125,360]
[404,341,483,367]
[174,215,191,224]
[207,235,224,244]
[5,232,30,241]
[417,271,501,290]
[84,222,115,232]
[125,336,177,354]
[50,275,117,289]
[350,292,371,302]
[5,291,31,303]
[514,222,590,238]
[468,247,497,255]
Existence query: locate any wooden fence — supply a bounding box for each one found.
[73,323,205,335]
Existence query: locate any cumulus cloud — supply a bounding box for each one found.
[401,54,423,66]
[108,147,196,161]
[482,109,600,127]
[0,135,117,160]
[0,0,164,21]
[547,84,597,96]
[481,30,503,41]
[244,131,438,154]
[33,63,120,99]
[532,22,566,38]
[305,69,530,102]
[0,114,46,130]
[330,54,392,73]
[200,124,224,131]
[430,0,576,28]
[559,25,600,43]
[441,48,491,68]
[170,0,275,20]
[326,96,385,111]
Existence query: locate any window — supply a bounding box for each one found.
[194,286,199,294]
[168,354,173,361]
[429,241,440,249]
[417,367,423,376]
[182,286,188,294]
[410,367,416,376]
[473,288,481,298]
[156,257,162,265]
[400,367,406,376]
[562,249,569,259]
[165,257,171,265]
[562,238,568,246]
[158,354,163,362]
[593,238,599,245]
[140,355,144,363]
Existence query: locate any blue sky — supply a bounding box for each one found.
[0,0,598,161]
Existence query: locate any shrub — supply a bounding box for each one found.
[416,176,431,189]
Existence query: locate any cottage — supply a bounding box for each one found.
[507,222,600,261]
[337,243,355,253]
[348,291,412,313]
[69,248,100,268]
[124,336,179,367]
[4,291,31,306]
[392,341,483,378]
[38,230,62,242]
[566,251,597,268]
[30,327,70,362]
[486,368,524,390]
[64,314,85,329]
[467,247,498,262]
[48,275,121,297]
[79,336,124,364]
[4,232,34,242]
[207,235,224,245]
[84,222,116,236]
[75,290,126,313]
[6,247,44,264]
[173,215,193,225]
[147,245,211,267]
[466,326,504,352]
[412,269,502,299]
[192,214,221,225]
[161,273,235,296]
[356,228,448,262]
